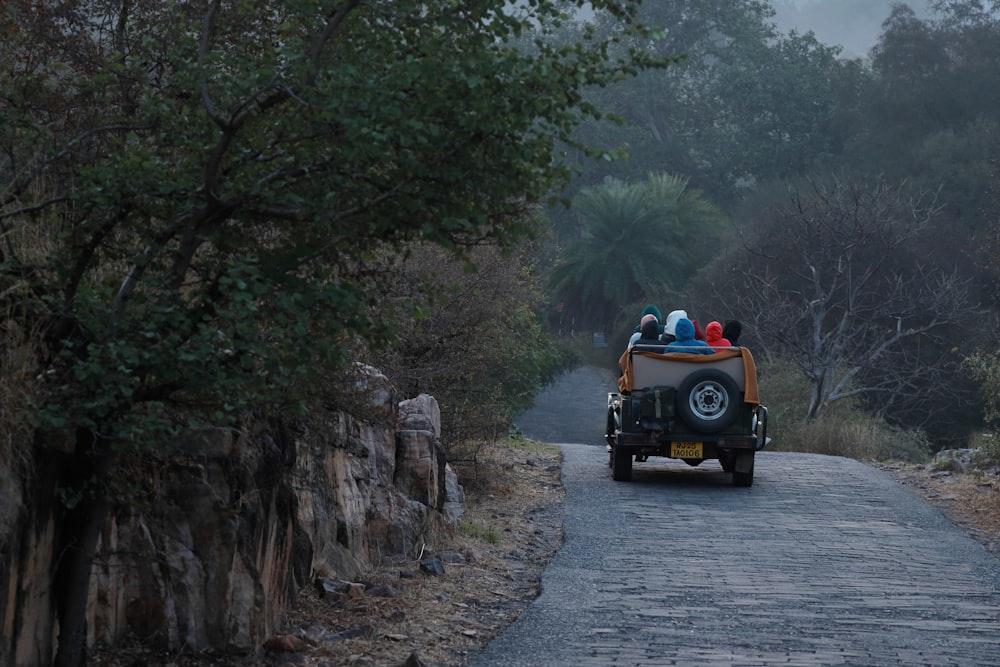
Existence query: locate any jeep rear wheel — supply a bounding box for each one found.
[732,453,755,487]
[733,467,754,487]
[612,447,633,482]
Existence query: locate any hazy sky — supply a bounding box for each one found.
[568,1,938,59]
[770,0,936,57]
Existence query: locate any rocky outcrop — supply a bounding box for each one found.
[929,447,1000,476]
[0,365,463,665]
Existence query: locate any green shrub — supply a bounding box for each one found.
[459,521,501,545]
[376,242,574,455]
[964,351,1000,427]
[970,431,1000,467]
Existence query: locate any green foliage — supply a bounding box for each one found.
[459,520,501,544]
[0,0,669,455]
[566,0,860,204]
[547,172,727,330]
[856,4,1000,180]
[376,242,574,449]
[964,351,1000,427]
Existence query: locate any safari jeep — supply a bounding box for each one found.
[605,345,769,486]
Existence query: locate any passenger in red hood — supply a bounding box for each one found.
[704,321,731,347]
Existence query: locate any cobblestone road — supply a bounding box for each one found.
[473,367,1000,666]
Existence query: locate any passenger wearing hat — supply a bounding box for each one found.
[627,313,660,347]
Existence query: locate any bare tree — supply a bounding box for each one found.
[718,177,976,422]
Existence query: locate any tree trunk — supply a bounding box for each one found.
[805,373,826,422]
[53,430,115,667]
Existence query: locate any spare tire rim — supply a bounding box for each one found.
[689,381,728,421]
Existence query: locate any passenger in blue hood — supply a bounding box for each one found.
[665,318,714,354]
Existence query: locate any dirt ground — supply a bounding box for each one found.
[90,446,1000,667]
[270,439,567,667]
[876,461,1000,559]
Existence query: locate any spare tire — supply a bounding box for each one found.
[676,369,741,433]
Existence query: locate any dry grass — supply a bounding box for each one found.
[760,360,932,463]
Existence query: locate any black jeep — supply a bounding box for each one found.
[605,345,769,486]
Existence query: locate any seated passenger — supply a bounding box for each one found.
[634,304,663,333]
[663,310,706,342]
[722,319,743,346]
[661,309,687,343]
[629,317,665,350]
[692,318,705,341]
[704,321,731,347]
[665,318,714,354]
[628,313,659,347]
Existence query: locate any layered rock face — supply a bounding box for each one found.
[0,366,463,665]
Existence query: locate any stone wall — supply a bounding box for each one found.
[0,365,462,665]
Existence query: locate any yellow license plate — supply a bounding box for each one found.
[671,441,703,458]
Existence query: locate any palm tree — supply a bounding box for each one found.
[547,173,728,331]
[647,171,730,276]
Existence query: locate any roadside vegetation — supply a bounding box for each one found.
[758,360,933,463]
[0,2,666,665]
[5,0,1000,664]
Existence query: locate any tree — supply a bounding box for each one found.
[960,154,1000,431]
[376,240,572,448]
[712,30,851,185]
[965,351,1000,427]
[566,0,865,205]
[847,1,1000,331]
[547,173,727,331]
[571,0,776,198]
[0,1,668,664]
[858,2,1000,180]
[700,177,976,423]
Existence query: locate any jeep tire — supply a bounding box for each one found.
[732,452,755,487]
[677,369,741,433]
[612,447,633,482]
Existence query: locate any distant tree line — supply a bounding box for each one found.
[545,0,1000,444]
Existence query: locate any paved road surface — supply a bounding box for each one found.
[514,365,618,447]
[478,367,1000,666]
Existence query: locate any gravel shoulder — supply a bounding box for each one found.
[876,461,1000,559]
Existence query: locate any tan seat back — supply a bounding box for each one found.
[631,353,746,392]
